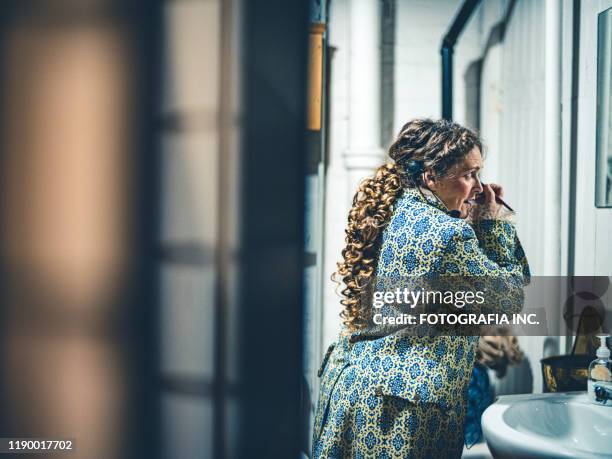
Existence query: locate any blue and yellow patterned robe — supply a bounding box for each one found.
[312,187,530,458]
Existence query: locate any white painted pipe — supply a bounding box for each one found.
[344,0,385,195]
[543,0,562,277]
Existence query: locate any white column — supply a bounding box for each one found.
[543,0,561,277]
[344,0,385,196]
[322,0,350,349]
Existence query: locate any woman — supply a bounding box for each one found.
[312,119,530,458]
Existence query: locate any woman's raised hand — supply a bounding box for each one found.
[474,183,504,219]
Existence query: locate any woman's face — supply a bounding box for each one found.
[426,148,484,218]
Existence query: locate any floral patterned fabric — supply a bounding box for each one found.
[312,187,530,458]
[464,364,494,447]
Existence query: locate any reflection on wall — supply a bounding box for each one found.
[596,7,612,207]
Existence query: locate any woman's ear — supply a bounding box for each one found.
[422,170,437,190]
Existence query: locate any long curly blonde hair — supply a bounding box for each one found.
[334,119,482,332]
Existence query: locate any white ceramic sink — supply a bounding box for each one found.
[482,392,612,458]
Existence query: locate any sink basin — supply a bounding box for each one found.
[482,392,612,458]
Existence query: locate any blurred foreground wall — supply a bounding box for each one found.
[0,2,160,458]
[0,1,310,458]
